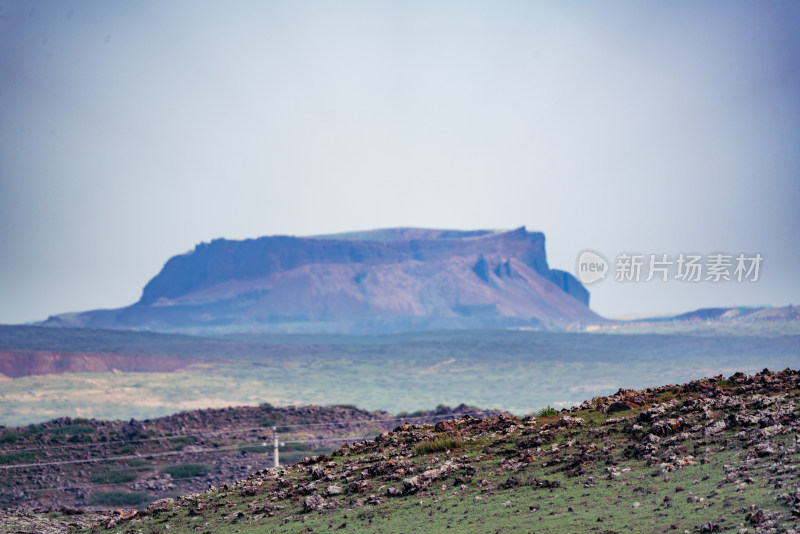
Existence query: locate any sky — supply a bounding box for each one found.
[1,0,799,324]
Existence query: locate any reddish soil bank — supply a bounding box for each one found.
[0,350,199,378]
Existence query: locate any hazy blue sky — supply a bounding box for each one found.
[1,1,799,324]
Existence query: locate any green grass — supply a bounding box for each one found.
[119,458,153,470]
[536,405,559,417]
[45,423,95,435]
[76,422,800,534]
[0,450,41,465]
[278,443,338,465]
[161,463,214,479]
[90,470,139,485]
[89,490,152,507]
[167,436,197,450]
[238,443,272,454]
[30,365,800,534]
[0,432,20,443]
[258,415,279,427]
[413,435,462,455]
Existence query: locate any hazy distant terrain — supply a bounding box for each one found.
[1,325,798,426]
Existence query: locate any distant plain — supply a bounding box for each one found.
[1,324,798,426]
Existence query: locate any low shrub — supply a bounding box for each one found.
[90,470,138,484]
[0,433,20,444]
[161,463,214,479]
[90,490,151,507]
[414,435,462,455]
[167,436,197,451]
[0,451,40,465]
[536,406,559,417]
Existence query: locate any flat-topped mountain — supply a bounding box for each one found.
[43,227,597,334]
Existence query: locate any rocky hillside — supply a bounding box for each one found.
[0,402,502,511]
[42,227,597,334]
[15,368,788,533]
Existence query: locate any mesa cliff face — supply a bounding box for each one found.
[45,227,598,334]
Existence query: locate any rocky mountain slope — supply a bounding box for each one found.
[42,227,597,334]
[8,368,793,533]
[589,305,800,335]
[668,306,800,324]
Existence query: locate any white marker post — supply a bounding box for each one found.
[273,426,279,468]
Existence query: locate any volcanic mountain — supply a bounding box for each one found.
[43,227,598,334]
